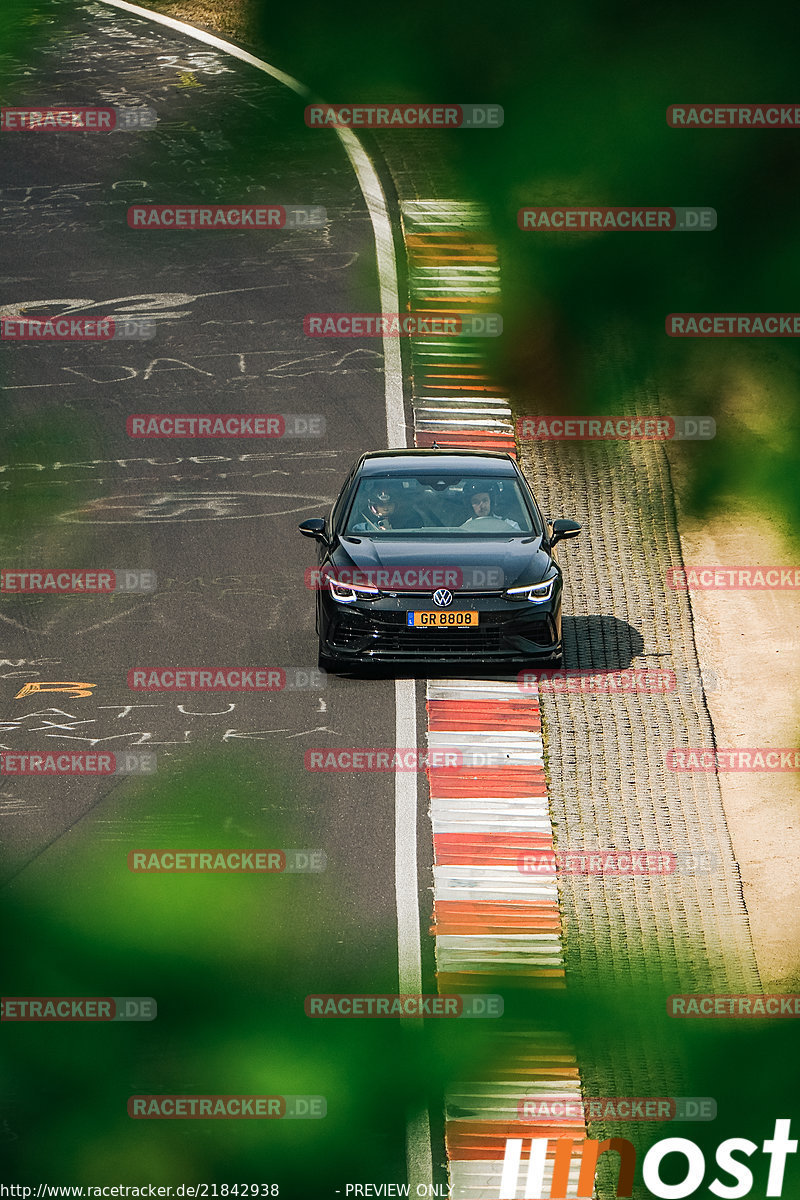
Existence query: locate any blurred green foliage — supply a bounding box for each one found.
[245,0,800,540]
[2,756,798,1193]
[0,417,89,538]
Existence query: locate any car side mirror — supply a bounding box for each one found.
[550,518,582,547]
[298,518,328,545]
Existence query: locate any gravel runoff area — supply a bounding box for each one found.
[519,431,762,1114]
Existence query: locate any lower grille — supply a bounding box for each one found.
[330,612,554,655]
[374,628,504,653]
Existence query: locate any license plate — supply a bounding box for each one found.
[408,611,479,627]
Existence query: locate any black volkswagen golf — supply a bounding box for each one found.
[299,449,581,672]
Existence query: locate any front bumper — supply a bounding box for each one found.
[319,591,562,664]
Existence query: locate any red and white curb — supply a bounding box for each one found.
[400,200,586,1198]
[426,681,583,1197]
[401,201,516,456]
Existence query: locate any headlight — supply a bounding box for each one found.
[504,577,556,603]
[324,572,380,603]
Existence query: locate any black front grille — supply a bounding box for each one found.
[333,624,373,649]
[329,608,555,656]
[375,626,504,653]
[505,619,552,642]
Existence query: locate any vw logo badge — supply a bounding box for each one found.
[433,588,453,608]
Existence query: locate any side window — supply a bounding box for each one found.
[510,484,542,536]
[519,484,545,536]
[496,482,518,523]
[537,503,550,541]
[331,467,357,532]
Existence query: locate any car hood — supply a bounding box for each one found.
[333,535,553,590]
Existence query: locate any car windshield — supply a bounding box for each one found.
[343,474,539,536]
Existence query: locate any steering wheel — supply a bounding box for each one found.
[354,508,388,531]
[461,515,515,532]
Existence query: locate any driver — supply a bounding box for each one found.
[352,483,417,532]
[460,482,521,530]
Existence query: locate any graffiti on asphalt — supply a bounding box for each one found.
[14,682,97,699]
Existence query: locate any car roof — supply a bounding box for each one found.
[357,450,518,477]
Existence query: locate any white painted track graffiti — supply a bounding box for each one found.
[57,490,333,522]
